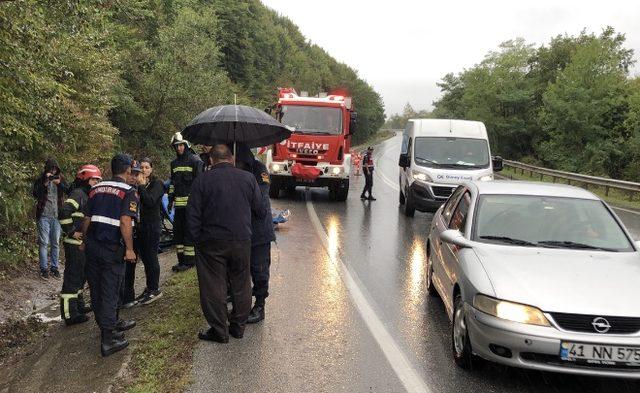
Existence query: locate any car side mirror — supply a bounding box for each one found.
[398,154,410,168]
[441,229,473,249]
[492,156,503,172]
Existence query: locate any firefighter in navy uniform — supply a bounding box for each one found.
[247,159,276,323]
[233,145,276,324]
[168,132,203,272]
[58,165,102,325]
[360,146,376,201]
[81,154,138,357]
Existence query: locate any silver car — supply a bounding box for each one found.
[426,180,640,378]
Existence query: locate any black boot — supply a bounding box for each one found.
[175,263,193,272]
[101,329,129,357]
[172,253,185,272]
[115,319,136,332]
[229,323,244,339]
[64,314,89,326]
[198,328,228,343]
[78,295,92,314]
[247,304,265,324]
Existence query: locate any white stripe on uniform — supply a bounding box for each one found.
[93,181,132,190]
[91,215,121,227]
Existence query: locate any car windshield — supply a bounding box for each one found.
[414,137,489,168]
[474,195,634,252]
[279,105,342,135]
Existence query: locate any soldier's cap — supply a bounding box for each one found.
[131,160,142,173]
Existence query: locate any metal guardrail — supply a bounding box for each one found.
[502,160,640,200]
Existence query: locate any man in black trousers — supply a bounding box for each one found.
[187,144,268,343]
[82,154,138,357]
[360,146,376,201]
[233,144,276,324]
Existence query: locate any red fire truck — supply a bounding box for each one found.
[266,88,357,201]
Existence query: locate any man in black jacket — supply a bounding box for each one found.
[168,132,203,272]
[32,158,68,279]
[187,144,268,343]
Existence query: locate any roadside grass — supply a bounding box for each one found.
[501,167,640,211]
[124,269,201,393]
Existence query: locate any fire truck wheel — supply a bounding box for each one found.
[335,187,348,202]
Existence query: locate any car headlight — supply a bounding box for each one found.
[271,163,282,172]
[412,170,431,182]
[473,295,550,326]
[331,167,342,175]
[478,175,493,181]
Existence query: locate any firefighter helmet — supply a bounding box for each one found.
[170,132,191,148]
[76,164,102,181]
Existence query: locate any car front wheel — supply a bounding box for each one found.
[425,245,438,297]
[452,294,473,369]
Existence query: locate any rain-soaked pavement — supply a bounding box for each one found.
[190,133,640,392]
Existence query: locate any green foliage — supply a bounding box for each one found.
[432,27,638,181]
[0,0,385,266]
[538,32,630,176]
[1,0,119,264]
[209,0,385,143]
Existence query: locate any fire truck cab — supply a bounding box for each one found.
[266,88,357,201]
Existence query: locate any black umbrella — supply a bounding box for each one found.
[182,105,292,148]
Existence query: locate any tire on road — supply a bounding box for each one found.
[452,294,474,370]
[329,180,349,202]
[425,244,438,298]
[403,188,415,217]
[399,189,406,205]
[336,185,349,201]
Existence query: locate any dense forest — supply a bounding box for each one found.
[0,0,385,266]
[386,28,640,182]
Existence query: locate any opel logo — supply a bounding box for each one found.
[591,317,612,334]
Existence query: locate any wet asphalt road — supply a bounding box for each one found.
[190,134,640,392]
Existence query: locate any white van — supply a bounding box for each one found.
[398,119,502,216]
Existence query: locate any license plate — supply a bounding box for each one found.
[560,342,640,366]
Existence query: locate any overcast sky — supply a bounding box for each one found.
[261,0,640,116]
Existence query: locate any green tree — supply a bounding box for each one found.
[621,77,640,180]
[538,32,632,176]
[435,39,537,158]
[0,0,120,264]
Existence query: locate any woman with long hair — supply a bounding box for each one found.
[136,157,165,304]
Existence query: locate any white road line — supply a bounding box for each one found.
[305,195,432,393]
[377,167,400,192]
[375,140,400,191]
